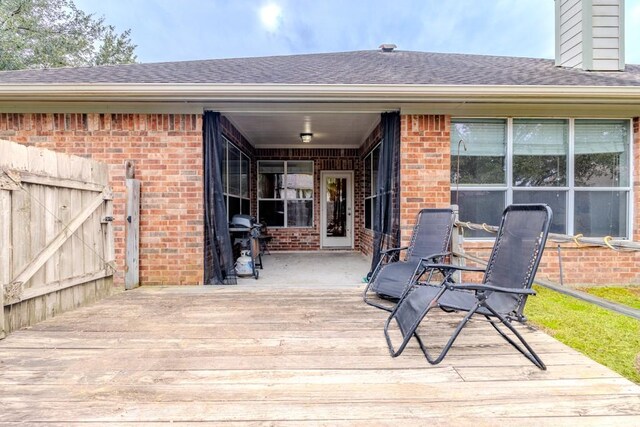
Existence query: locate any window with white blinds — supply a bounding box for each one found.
[451,118,631,238]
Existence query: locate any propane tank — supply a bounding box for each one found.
[235,250,253,277]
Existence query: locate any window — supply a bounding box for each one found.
[363,143,381,230]
[451,118,631,238]
[258,161,313,227]
[451,119,506,237]
[221,137,250,221]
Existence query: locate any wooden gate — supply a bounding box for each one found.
[0,140,115,338]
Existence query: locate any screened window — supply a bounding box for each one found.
[451,119,506,185]
[363,143,381,230]
[258,161,313,227]
[221,137,250,221]
[513,119,567,187]
[574,120,630,237]
[451,119,506,237]
[451,118,631,238]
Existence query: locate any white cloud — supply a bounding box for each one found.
[259,4,283,33]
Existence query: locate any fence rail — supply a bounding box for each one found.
[450,210,640,321]
[455,220,640,252]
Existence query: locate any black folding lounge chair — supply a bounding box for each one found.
[363,208,454,311]
[384,204,552,370]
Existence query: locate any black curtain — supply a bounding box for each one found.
[368,112,401,278]
[203,111,237,285]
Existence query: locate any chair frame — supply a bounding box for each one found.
[363,208,454,311]
[384,204,552,370]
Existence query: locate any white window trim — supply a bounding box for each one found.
[257,160,314,228]
[452,117,634,239]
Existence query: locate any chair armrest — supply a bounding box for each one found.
[448,283,536,295]
[420,252,451,262]
[420,263,486,273]
[380,246,408,255]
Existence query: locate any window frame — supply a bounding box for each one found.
[221,136,251,221]
[451,117,633,239]
[363,141,382,231]
[257,160,314,228]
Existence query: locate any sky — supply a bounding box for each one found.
[75,0,640,64]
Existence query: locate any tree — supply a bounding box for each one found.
[0,0,137,70]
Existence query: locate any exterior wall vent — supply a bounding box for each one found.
[379,44,397,53]
[555,0,625,71]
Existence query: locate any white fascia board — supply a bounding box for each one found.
[0,83,640,104]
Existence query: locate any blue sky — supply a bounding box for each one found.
[76,0,640,64]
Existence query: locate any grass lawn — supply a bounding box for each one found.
[578,286,640,310]
[525,285,640,384]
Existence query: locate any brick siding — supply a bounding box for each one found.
[255,148,361,251]
[399,115,451,247]
[1,113,204,286]
[3,112,637,287]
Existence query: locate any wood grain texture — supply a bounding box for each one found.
[125,178,140,290]
[0,189,10,339]
[0,286,638,424]
[1,139,113,337]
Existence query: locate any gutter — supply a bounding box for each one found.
[0,83,640,104]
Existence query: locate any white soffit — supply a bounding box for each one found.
[224,112,381,148]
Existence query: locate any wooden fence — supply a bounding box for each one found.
[0,140,115,338]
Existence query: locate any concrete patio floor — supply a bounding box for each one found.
[1,278,639,424]
[236,251,371,288]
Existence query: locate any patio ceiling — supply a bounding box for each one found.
[223,111,381,148]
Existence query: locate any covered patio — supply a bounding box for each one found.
[1,277,639,424]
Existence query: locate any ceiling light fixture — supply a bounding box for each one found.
[300,132,313,143]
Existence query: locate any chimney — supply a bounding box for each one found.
[555,0,625,71]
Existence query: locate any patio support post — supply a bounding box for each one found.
[399,115,452,247]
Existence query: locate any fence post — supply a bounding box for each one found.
[0,188,10,339]
[125,161,140,290]
[450,204,464,283]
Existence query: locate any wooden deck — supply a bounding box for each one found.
[1,285,639,425]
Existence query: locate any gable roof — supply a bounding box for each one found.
[0,50,639,87]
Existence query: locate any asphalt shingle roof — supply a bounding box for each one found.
[0,50,639,86]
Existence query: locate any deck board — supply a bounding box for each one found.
[0,286,639,424]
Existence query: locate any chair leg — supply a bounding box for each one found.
[483,310,546,370]
[415,304,479,365]
[363,280,394,312]
[363,258,396,311]
[384,285,450,358]
[384,309,426,357]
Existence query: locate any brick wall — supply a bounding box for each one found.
[255,148,361,251]
[221,116,255,158]
[399,115,451,247]
[462,240,640,286]
[0,113,204,286]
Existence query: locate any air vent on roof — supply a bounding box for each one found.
[379,44,397,53]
